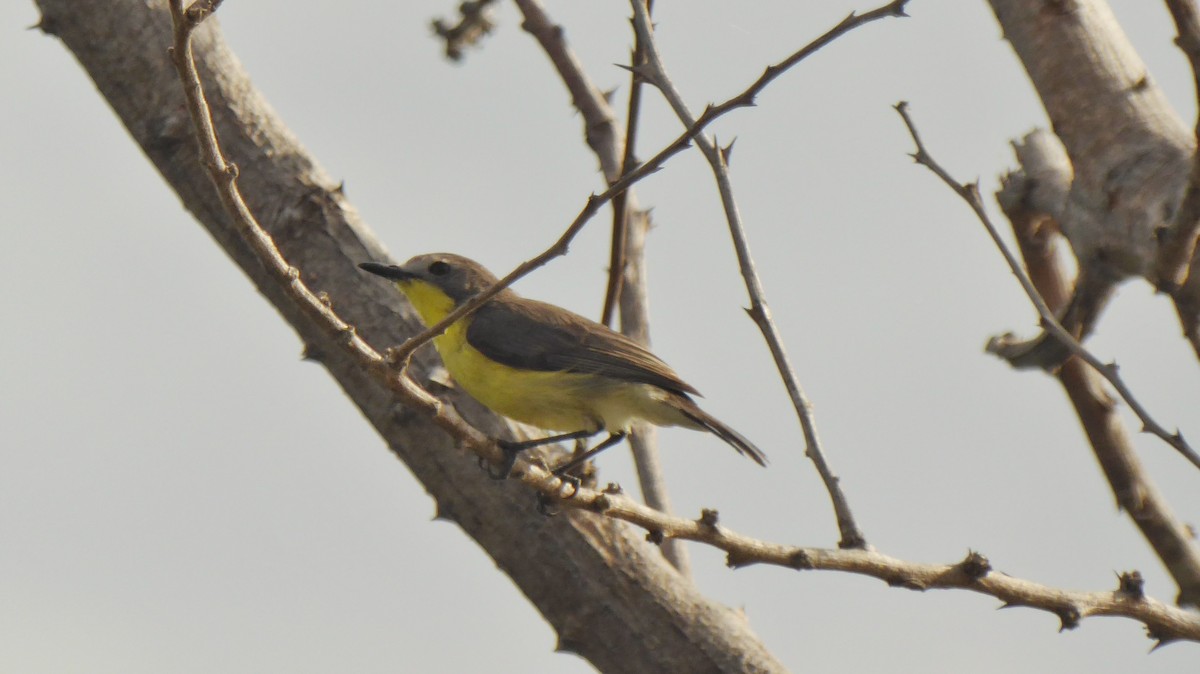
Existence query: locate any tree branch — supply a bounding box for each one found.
[40,1,783,670]
[1164,0,1200,358]
[989,0,1197,361]
[998,129,1200,608]
[43,0,1200,665]
[627,0,909,549]
[1158,0,1200,293]
[896,101,1200,472]
[511,0,688,575]
[431,0,498,61]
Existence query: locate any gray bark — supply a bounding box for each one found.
[32,1,784,671]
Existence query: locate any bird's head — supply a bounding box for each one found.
[359,253,501,325]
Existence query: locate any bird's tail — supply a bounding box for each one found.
[675,397,767,466]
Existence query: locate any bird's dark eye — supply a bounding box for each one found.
[429,260,451,276]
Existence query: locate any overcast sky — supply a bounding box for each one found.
[2,1,1198,672]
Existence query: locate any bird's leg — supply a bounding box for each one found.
[550,431,628,480]
[535,432,628,517]
[486,429,601,480]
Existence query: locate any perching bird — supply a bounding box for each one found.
[360,253,766,477]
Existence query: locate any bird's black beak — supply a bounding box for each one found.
[359,262,415,281]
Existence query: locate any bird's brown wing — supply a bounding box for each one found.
[466,297,699,396]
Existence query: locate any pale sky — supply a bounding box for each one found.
[2,1,1198,672]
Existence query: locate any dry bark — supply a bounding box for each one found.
[32,1,784,671]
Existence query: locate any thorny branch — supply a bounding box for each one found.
[895,102,1200,472]
[998,130,1200,608]
[627,0,911,549]
[167,0,1200,648]
[390,1,903,393]
[600,0,654,328]
[431,0,499,61]
[511,0,688,575]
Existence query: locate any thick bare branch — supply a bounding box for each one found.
[999,129,1200,608]
[431,0,498,61]
[1159,0,1200,292]
[43,0,1200,665]
[39,1,783,670]
[1164,0,1200,357]
[989,0,1198,358]
[896,101,1200,472]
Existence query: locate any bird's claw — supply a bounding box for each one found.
[535,473,581,517]
[554,471,582,495]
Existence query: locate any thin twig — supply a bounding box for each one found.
[600,0,654,327]
[166,2,1200,643]
[513,0,689,576]
[999,129,1200,608]
[431,0,499,61]
[165,1,478,455]
[654,1,912,137]
[598,0,688,574]
[386,3,910,381]
[556,487,1200,646]
[895,101,1200,472]
[629,0,908,549]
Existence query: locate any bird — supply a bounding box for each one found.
[359,253,766,478]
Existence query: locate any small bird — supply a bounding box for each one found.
[360,253,766,478]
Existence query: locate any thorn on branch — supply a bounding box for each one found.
[431,0,498,62]
[554,636,584,656]
[602,482,624,495]
[29,15,58,35]
[1057,605,1082,632]
[698,508,720,528]
[726,550,757,569]
[646,529,665,545]
[959,550,992,580]
[1117,570,1145,599]
[589,494,612,513]
[432,500,456,523]
[1147,625,1179,650]
[788,549,814,570]
[719,137,737,165]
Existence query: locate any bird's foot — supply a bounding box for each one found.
[535,472,581,517]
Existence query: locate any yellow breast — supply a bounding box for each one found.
[398,278,692,434]
[433,320,613,432]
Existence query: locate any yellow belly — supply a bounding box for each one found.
[434,320,690,433]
